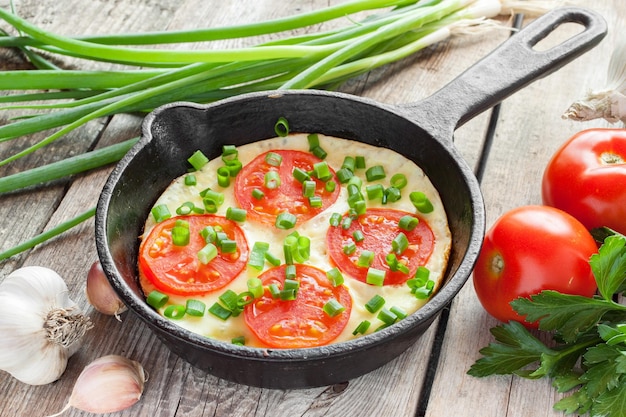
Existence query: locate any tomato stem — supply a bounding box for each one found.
[491,254,504,275]
[600,152,624,165]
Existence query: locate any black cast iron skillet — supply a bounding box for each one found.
[96,7,607,389]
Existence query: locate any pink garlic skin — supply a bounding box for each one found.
[68,355,146,414]
[85,260,127,317]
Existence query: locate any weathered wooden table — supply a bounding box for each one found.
[1,1,623,416]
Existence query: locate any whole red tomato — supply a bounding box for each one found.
[472,205,598,328]
[542,128,626,234]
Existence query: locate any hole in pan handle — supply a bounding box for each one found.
[400,6,608,143]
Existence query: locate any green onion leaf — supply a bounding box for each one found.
[184,174,197,186]
[252,188,265,200]
[265,151,283,166]
[247,277,264,298]
[329,212,342,227]
[377,308,398,325]
[209,302,232,321]
[392,232,409,254]
[226,207,247,222]
[264,170,281,189]
[352,320,371,335]
[326,267,344,287]
[276,212,297,229]
[399,215,419,231]
[390,173,407,189]
[357,250,375,267]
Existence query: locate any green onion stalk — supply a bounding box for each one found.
[0,0,554,260]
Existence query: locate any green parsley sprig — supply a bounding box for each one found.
[468,228,626,417]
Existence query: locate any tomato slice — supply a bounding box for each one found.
[244,264,352,348]
[234,150,340,226]
[326,208,434,285]
[139,214,249,296]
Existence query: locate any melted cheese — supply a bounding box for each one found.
[140,134,451,347]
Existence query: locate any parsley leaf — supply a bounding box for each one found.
[511,291,626,343]
[590,235,626,300]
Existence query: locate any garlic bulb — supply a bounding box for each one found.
[48,355,146,416]
[0,266,92,385]
[563,39,626,125]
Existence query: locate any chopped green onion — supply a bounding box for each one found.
[284,278,299,292]
[237,292,255,308]
[312,161,332,182]
[302,180,316,197]
[323,298,345,317]
[357,250,375,267]
[268,283,281,299]
[264,170,281,189]
[366,268,386,286]
[221,145,238,161]
[377,308,398,325]
[265,151,283,166]
[151,204,171,223]
[200,225,217,243]
[386,253,410,274]
[391,232,409,255]
[285,265,297,280]
[352,320,371,335]
[176,201,202,215]
[219,290,241,315]
[171,220,190,246]
[308,195,323,207]
[164,304,186,319]
[201,189,225,212]
[385,186,402,203]
[365,165,386,181]
[297,235,311,261]
[355,156,366,169]
[188,150,209,171]
[217,166,230,187]
[410,191,434,213]
[326,267,344,287]
[342,241,357,255]
[264,251,281,266]
[311,145,327,160]
[184,174,197,186]
[325,180,336,193]
[198,243,218,264]
[351,199,366,215]
[399,215,419,231]
[185,299,206,317]
[219,238,237,253]
[226,207,247,222]
[275,117,289,137]
[292,167,311,183]
[352,230,364,242]
[276,212,297,229]
[390,173,408,189]
[252,188,265,200]
[336,168,353,183]
[247,277,264,298]
[225,159,243,176]
[341,216,352,230]
[280,288,297,301]
[364,294,386,313]
[366,184,384,200]
[415,266,430,282]
[348,176,363,189]
[329,212,342,227]
[146,290,169,309]
[209,302,232,320]
[307,133,320,150]
[248,241,270,270]
[390,306,408,320]
[232,336,246,346]
[341,156,356,172]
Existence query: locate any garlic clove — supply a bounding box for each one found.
[49,355,147,416]
[85,260,127,319]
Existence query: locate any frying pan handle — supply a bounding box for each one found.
[399,7,607,142]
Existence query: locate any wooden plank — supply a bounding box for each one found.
[424,2,624,417]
